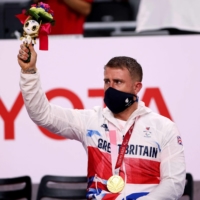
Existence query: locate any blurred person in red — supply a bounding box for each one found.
[33,0,93,35]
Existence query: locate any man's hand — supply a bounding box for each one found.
[33,0,39,3]
[62,0,92,16]
[17,44,37,74]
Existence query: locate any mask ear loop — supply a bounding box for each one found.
[133,94,139,102]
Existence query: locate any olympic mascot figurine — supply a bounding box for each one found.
[16,2,55,62]
[21,17,41,45]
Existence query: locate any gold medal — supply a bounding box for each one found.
[107,175,125,193]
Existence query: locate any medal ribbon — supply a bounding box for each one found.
[115,122,135,169]
[109,118,138,174]
[107,118,138,193]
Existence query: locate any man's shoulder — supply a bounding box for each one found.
[144,110,173,124]
[140,101,173,123]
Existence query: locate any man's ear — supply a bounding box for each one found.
[134,82,143,94]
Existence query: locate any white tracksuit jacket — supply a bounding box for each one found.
[20,72,186,200]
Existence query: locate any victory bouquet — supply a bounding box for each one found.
[16,2,55,62]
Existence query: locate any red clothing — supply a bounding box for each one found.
[45,0,93,35]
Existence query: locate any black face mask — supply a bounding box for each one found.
[104,87,138,114]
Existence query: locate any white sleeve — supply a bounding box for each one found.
[19,71,91,143]
[138,123,186,200]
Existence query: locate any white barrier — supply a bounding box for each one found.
[0,35,200,182]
